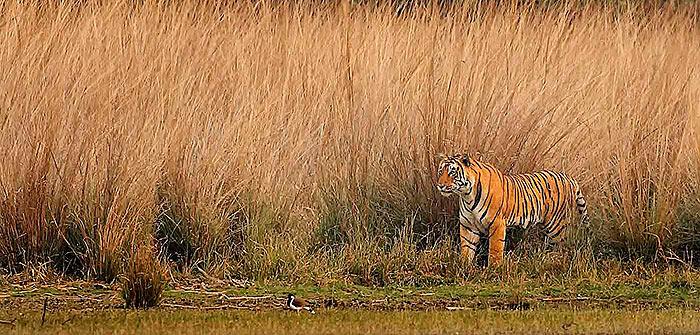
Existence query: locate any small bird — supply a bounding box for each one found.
[286,293,315,314]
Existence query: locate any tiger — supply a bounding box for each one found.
[436,153,589,266]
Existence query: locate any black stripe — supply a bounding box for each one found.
[517,177,529,223]
[510,177,521,222]
[502,176,511,216]
[544,204,560,231]
[485,205,503,230]
[460,237,478,251]
[525,175,541,220]
[550,172,563,207]
[504,178,518,224]
[517,175,532,226]
[550,210,565,230]
[479,194,493,222]
[548,224,565,240]
[461,235,478,246]
[485,173,506,229]
[461,244,477,252]
[513,177,525,227]
[544,217,557,232]
[460,221,481,236]
[531,175,544,218]
[477,172,494,222]
[565,176,576,193]
[544,173,561,221]
[488,227,499,239]
[470,171,482,211]
[520,178,534,220]
[545,171,566,218]
[532,173,548,219]
[549,203,562,223]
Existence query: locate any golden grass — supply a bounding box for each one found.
[0,1,698,283]
[8,309,700,335]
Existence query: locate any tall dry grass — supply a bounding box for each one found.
[0,1,698,283]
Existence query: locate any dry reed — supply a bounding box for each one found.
[0,0,698,283]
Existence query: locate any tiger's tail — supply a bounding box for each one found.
[574,183,590,226]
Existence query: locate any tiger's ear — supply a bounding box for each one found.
[461,153,472,166]
[436,153,447,161]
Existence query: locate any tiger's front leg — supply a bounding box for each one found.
[459,219,480,264]
[488,217,506,266]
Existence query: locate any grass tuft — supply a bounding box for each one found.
[121,247,166,309]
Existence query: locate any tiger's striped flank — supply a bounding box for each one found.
[436,153,589,266]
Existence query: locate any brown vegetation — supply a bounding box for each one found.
[121,246,165,308]
[0,0,698,288]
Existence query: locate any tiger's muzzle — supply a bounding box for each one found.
[437,184,454,196]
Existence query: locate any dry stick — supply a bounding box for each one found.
[61,316,75,326]
[0,319,16,326]
[41,297,48,326]
[14,288,38,295]
[539,297,593,302]
[171,291,275,300]
[220,294,274,300]
[541,296,653,304]
[160,303,254,310]
[71,295,108,302]
[171,290,226,296]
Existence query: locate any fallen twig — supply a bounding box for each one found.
[171,290,226,296]
[171,290,241,296]
[161,303,255,310]
[170,290,276,301]
[540,296,593,302]
[446,306,471,311]
[539,296,651,304]
[61,316,75,326]
[220,294,274,301]
[75,295,107,302]
[14,288,38,296]
[0,319,16,326]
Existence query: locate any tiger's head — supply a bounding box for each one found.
[436,153,477,197]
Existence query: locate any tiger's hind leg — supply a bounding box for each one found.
[543,217,567,249]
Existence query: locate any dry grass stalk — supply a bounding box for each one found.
[0,1,697,282]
